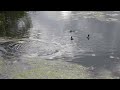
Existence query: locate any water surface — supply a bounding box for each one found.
[0,11,120,79]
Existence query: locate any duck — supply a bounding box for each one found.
[69,30,75,33]
[71,36,74,40]
[87,34,90,40]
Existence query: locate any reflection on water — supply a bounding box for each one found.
[0,11,31,38]
[1,11,120,78]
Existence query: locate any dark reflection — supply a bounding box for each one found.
[0,11,31,38]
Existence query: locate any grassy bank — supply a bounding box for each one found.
[0,56,118,79]
[12,58,91,79]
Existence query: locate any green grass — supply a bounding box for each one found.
[0,57,117,79]
[12,58,91,79]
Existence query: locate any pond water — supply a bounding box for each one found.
[0,11,120,79]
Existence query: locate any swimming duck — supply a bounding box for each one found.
[70,30,75,33]
[71,36,74,40]
[87,34,90,40]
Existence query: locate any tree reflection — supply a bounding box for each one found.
[0,11,31,38]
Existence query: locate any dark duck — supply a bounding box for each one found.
[69,30,75,33]
[87,34,90,40]
[71,36,74,40]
